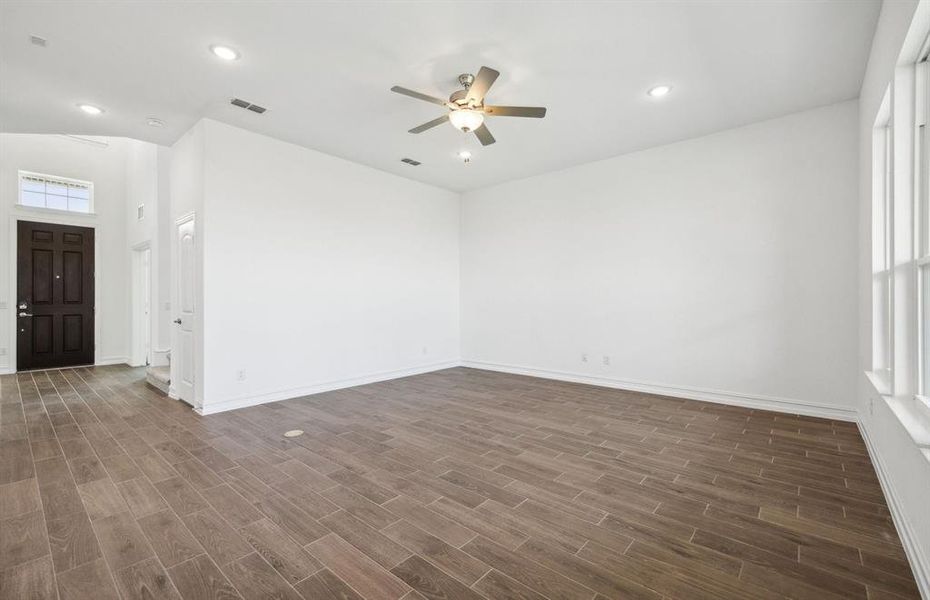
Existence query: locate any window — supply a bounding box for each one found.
[18,171,93,213]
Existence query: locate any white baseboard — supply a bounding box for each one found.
[96,356,129,366]
[858,420,930,599]
[460,360,858,422]
[0,357,128,374]
[194,360,461,416]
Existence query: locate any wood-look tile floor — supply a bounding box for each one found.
[0,366,920,600]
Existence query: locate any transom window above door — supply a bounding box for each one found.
[18,171,93,213]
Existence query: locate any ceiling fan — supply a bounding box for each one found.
[390,66,546,146]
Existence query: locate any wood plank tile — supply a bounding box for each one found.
[222,552,304,600]
[56,558,120,600]
[0,510,49,570]
[307,533,410,600]
[78,479,129,521]
[46,511,101,572]
[0,479,41,519]
[320,509,412,569]
[461,535,596,600]
[294,567,365,600]
[390,554,487,600]
[117,477,169,518]
[69,456,108,485]
[114,557,182,600]
[382,495,475,548]
[91,511,155,571]
[238,518,322,584]
[202,484,263,527]
[251,492,330,546]
[180,507,253,566]
[153,476,207,516]
[137,509,203,567]
[471,569,547,600]
[0,555,57,600]
[382,519,489,585]
[167,554,242,600]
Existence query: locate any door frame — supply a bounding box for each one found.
[6,210,101,373]
[130,241,152,367]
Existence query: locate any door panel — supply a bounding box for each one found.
[174,216,196,403]
[17,220,95,370]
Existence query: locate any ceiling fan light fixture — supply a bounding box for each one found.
[449,109,484,133]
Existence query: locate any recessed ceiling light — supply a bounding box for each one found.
[210,45,240,61]
[78,104,104,115]
[146,118,165,127]
[647,85,672,98]
[458,150,472,163]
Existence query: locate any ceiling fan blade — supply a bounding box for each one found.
[484,105,547,118]
[466,66,500,103]
[391,86,448,106]
[408,114,449,134]
[474,123,496,146]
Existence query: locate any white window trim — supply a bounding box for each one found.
[17,170,96,215]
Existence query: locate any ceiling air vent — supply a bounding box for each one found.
[230,98,267,114]
[401,158,421,166]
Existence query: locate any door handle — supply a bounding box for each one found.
[18,312,33,317]
[173,318,182,325]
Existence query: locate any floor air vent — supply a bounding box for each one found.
[230,98,267,114]
[401,158,421,166]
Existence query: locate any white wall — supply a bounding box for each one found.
[191,119,460,412]
[461,101,859,419]
[857,1,930,595]
[167,122,206,406]
[124,138,161,366]
[0,134,131,371]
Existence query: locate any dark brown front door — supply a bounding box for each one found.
[17,220,95,371]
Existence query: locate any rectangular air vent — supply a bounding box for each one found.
[230,98,268,114]
[401,158,421,166]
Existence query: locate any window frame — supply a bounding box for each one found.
[17,170,95,215]
[917,56,930,401]
[872,106,895,394]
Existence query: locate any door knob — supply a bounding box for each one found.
[18,312,33,317]
[173,318,182,325]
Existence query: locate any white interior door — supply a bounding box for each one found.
[174,215,196,404]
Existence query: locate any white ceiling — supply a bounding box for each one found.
[0,1,879,192]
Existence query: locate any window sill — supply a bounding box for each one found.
[866,372,930,451]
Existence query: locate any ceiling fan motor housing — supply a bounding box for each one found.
[449,89,472,106]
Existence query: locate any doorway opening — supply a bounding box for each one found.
[131,244,152,367]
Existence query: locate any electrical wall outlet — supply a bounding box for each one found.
[236,369,246,381]
[602,355,610,366]
[581,353,588,363]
